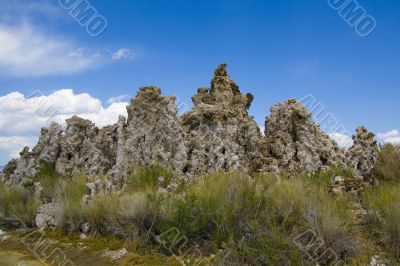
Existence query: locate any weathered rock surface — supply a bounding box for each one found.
[124,86,187,173]
[0,64,380,189]
[35,203,58,228]
[260,99,346,174]
[329,176,363,196]
[346,126,378,182]
[181,64,263,177]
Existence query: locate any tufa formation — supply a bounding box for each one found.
[1,64,378,188]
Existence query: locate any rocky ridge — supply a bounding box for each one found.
[0,64,378,190]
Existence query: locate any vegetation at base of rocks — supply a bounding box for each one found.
[375,143,400,182]
[300,166,354,188]
[21,161,62,202]
[126,163,174,193]
[155,172,358,265]
[56,173,91,233]
[3,162,400,264]
[49,170,358,264]
[0,184,40,228]
[363,184,400,258]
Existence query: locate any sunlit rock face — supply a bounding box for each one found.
[181,64,263,177]
[0,64,379,188]
[260,99,346,174]
[122,86,187,175]
[346,126,378,182]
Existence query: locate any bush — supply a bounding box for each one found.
[304,197,358,260]
[56,173,89,233]
[21,161,61,202]
[301,167,354,188]
[363,184,400,257]
[0,184,40,228]
[376,143,400,182]
[156,172,262,244]
[265,177,358,262]
[0,166,361,264]
[126,164,174,193]
[154,171,358,264]
[118,193,157,235]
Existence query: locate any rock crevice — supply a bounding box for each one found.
[0,64,378,187]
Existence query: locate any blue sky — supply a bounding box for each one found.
[0,0,399,165]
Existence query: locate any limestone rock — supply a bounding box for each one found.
[124,86,187,174]
[108,115,128,186]
[55,116,116,176]
[181,64,263,177]
[1,64,380,192]
[32,122,62,163]
[329,176,363,196]
[1,148,38,186]
[346,126,378,181]
[35,203,58,228]
[261,99,346,174]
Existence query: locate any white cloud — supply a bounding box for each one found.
[0,24,104,77]
[0,90,129,165]
[111,48,134,60]
[329,132,354,149]
[0,0,136,77]
[259,126,265,136]
[0,136,37,159]
[107,94,130,104]
[377,130,400,144]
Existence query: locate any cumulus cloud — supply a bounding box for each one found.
[0,136,37,159]
[0,24,103,77]
[328,130,400,149]
[111,48,135,60]
[377,130,400,144]
[0,0,136,78]
[329,132,354,149]
[107,94,130,104]
[0,90,129,165]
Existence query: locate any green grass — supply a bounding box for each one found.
[376,143,400,182]
[126,164,174,193]
[55,173,89,233]
[363,184,400,258]
[153,171,358,264]
[21,161,62,202]
[0,184,40,228]
[301,166,354,188]
[0,165,379,264]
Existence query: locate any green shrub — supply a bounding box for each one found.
[118,193,157,235]
[264,178,307,229]
[0,184,40,228]
[363,184,400,257]
[56,173,88,233]
[376,143,400,182]
[0,166,362,264]
[265,177,358,261]
[301,167,354,188]
[86,194,122,236]
[21,161,61,202]
[153,171,359,264]
[156,172,263,244]
[126,164,174,193]
[304,197,358,260]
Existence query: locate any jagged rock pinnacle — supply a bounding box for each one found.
[192,64,252,113]
[0,64,379,189]
[346,126,378,181]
